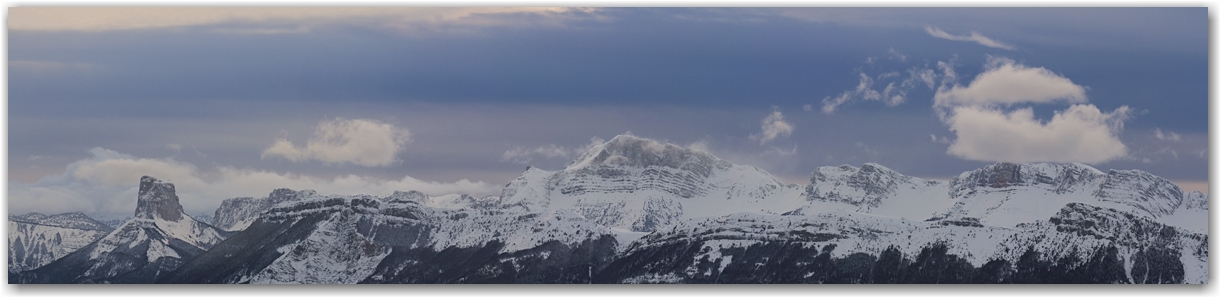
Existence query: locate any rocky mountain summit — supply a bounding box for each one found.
[499,135,801,234]
[14,176,231,283]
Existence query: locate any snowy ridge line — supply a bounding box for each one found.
[238,190,611,254]
[9,212,114,232]
[12,135,1208,283]
[615,201,1206,283]
[6,220,111,231]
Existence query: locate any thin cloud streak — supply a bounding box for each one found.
[8,7,586,32]
[924,25,1016,50]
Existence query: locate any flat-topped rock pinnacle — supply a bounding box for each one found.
[135,176,184,221]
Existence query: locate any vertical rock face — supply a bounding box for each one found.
[136,176,184,221]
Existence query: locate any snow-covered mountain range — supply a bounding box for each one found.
[13,176,232,283]
[9,135,1209,284]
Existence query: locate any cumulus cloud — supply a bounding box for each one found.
[945,105,1130,164]
[932,58,1131,164]
[924,26,1016,50]
[934,58,1087,108]
[751,110,794,144]
[262,118,410,167]
[9,147,499,219]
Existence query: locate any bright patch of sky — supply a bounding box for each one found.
[7,7,1208,219]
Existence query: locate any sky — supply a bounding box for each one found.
[6,7,1210,220]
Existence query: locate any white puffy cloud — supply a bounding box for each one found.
[750,110,794,144]
[262,118,410,167]
[931,58,1132,164]
[934,58,1087,108]
[9,147,500,219]
[945,104,1131,164]
[924,25,1016,50]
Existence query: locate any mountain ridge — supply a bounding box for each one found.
[10,135,1208,284]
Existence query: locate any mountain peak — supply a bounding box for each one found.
[135,175,184,221]
[566,134,727,176]
[806,163,927,208]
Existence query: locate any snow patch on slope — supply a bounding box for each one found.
[248,210,390,284]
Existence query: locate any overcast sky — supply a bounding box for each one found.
[7,7,1209,219]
